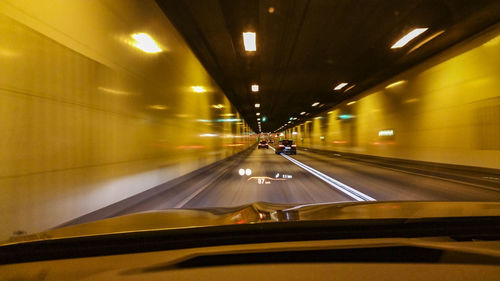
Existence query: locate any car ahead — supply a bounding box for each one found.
[275,140,296,155]
[258,140,269,149]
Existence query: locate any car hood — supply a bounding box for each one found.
[4,201,500,245]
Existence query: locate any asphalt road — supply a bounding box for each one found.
[112,146,500,217]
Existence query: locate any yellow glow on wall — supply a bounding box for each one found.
[148,104,167,110]
[131,33,162,53]
[385,80,407,89]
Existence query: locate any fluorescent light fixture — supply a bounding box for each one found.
[212,104,224,109]
[334,82,348,90]
[256,112,261,116]
[300,112,306,115]
[327,111,334,114]
[200,133,218,137]
[391,28,428,49]
[293,117,297,120]
[257,118,261,121]
[289,117,293,120]
[243,32,257,51]
[255,103,260,108]
[251,84,259,92]
[312,102,320,107]
[347,101,357,106]
[131,33,162,53]
[344,84,355,92]
[148,104,167,110]
[192,86,206,93]
[385,80,407,89]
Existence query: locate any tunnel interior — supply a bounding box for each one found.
[0,0,500,241]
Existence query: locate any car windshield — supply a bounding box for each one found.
[1,0,500,245]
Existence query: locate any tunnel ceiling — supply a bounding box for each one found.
[156,0,500,133]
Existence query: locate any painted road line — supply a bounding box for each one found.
[279,153,376,201]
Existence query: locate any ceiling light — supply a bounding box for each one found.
[192,86,206,93]
[131,33,162,53]
[344,84,355,92]
[347,101,357,106]
[251,84,259,92]
[385,80,407,89]
[391,28,428,49]
[300,112,306,115]
[256,112,260,116]
[293,117,297,120]
[243,32,257,51]
[257,118,261,121]
[289,117,293,120]
[212,104,224,109]
[312,102,320,107]
[255,103,260,108]
[334,82,348,90]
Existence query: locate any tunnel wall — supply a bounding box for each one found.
[0,0,253,239]
[286,24,500,169]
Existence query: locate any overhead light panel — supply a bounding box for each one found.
[391,28,428,49]
[347,101,357,106]
[192,86,206,93]
[255,103,260,108]
[256,112,261,116]
[312,102,320,107]
[131,33,162,53]
[334,82,348,91]
[243,32,257,51]
[251,84,259,92]
[300,112,306,115]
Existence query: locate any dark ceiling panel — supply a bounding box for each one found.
[156,0,500,132]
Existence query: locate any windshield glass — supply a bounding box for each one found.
[1,0,500,243]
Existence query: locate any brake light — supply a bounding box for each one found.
[279,145,284,147]
[292,144,296,147]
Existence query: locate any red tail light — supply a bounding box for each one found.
[292,144,296,147]
[279,145,284,147]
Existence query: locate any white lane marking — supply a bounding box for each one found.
[278,153,376,202]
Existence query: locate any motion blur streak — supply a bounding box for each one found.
[0,0,253,240]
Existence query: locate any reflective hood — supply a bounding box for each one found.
[4,201,500,245]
